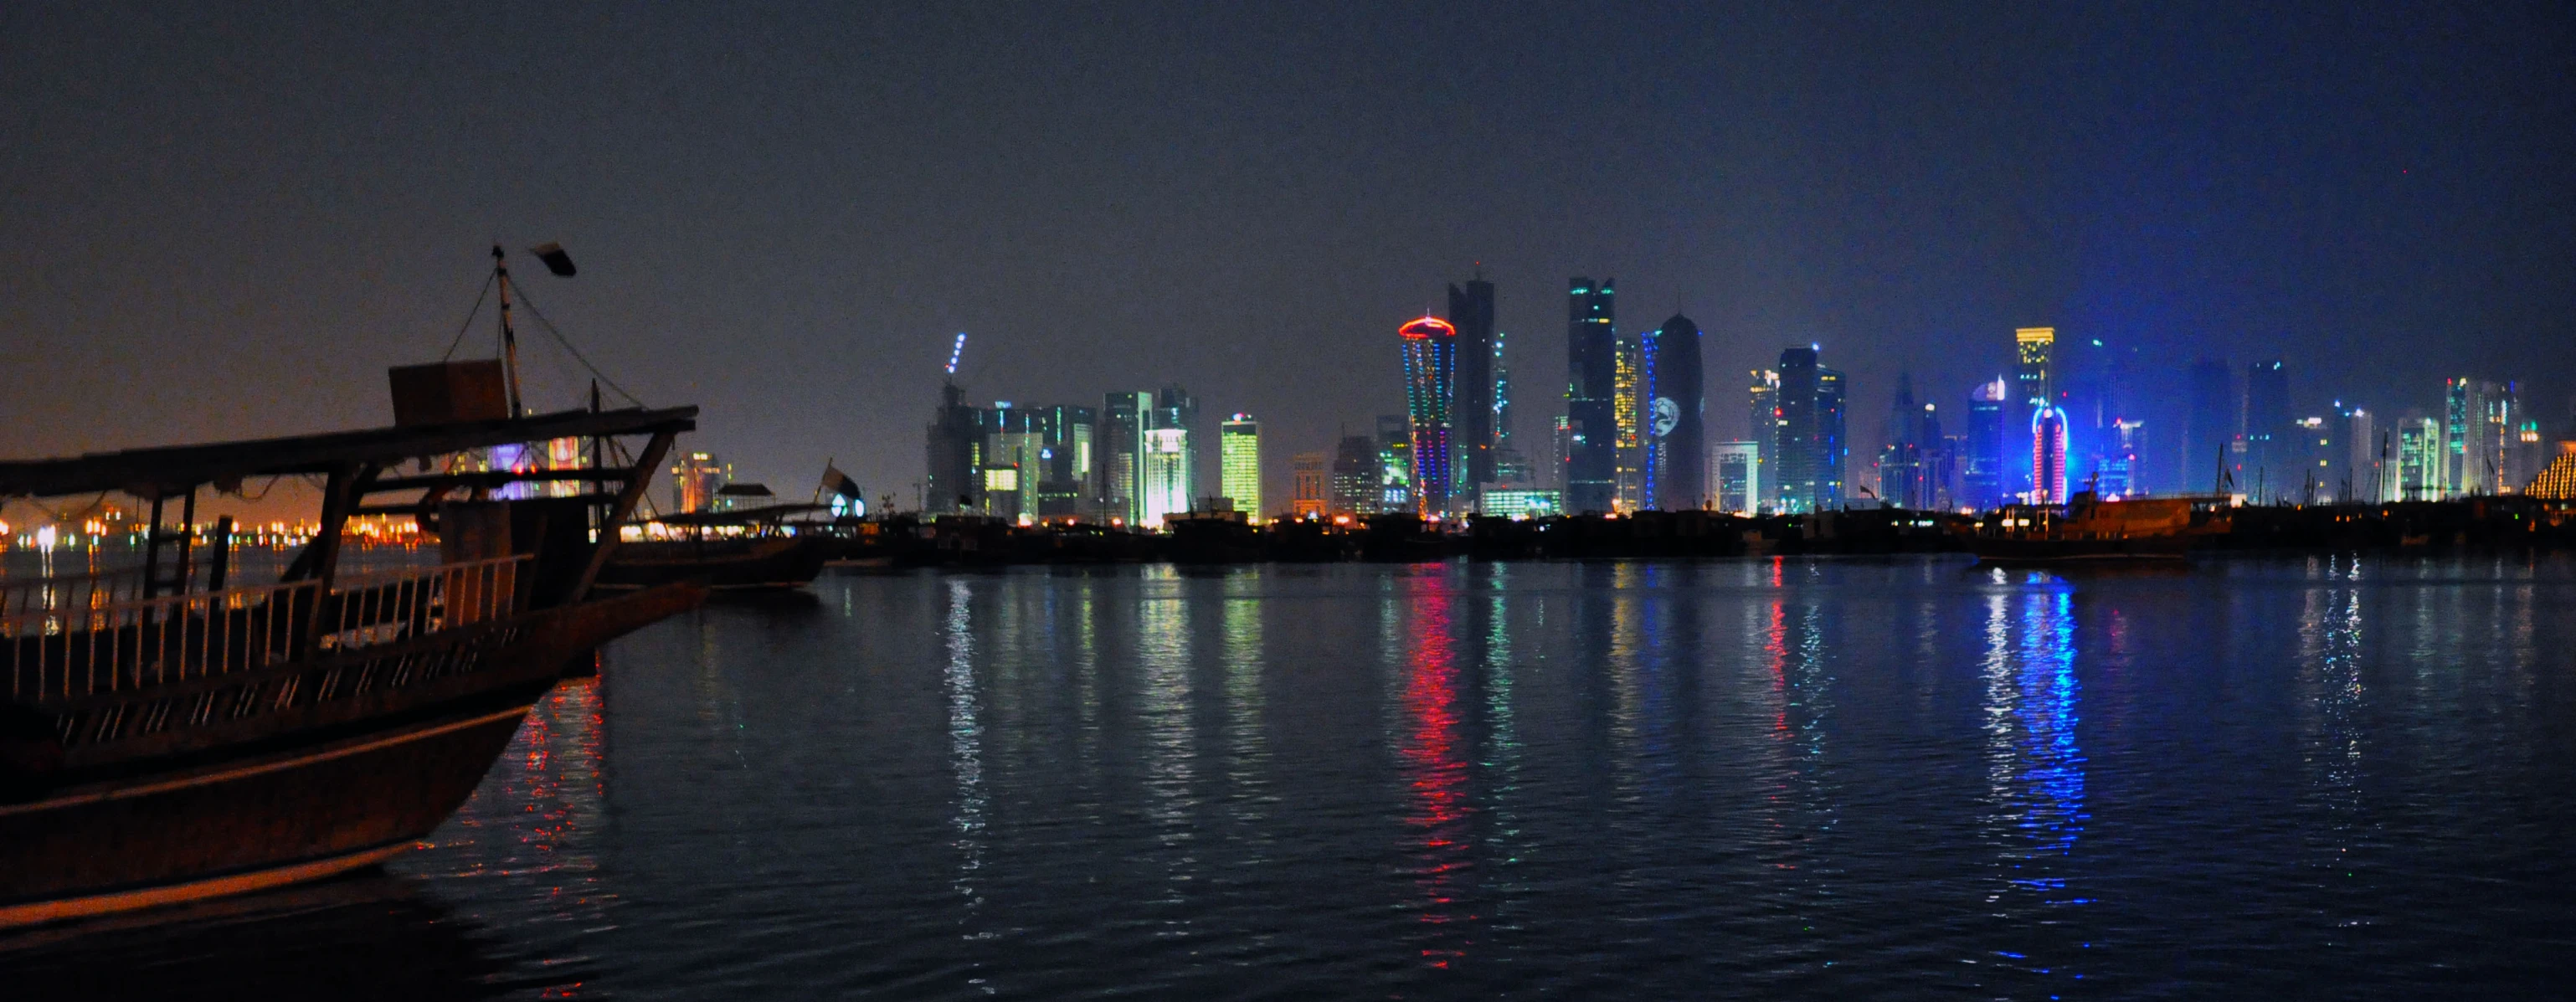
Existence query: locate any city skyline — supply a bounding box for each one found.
[3,6,2570,519]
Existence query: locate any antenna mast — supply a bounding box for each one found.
[493,245,525,417]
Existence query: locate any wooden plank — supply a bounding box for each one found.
[568,429,676,601]
[353,492,619,516]
[366,468,641,493]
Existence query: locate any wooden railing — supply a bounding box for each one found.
[1,555,527,701]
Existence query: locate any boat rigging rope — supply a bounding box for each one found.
[439,273,497,362]
[503,285,648,409]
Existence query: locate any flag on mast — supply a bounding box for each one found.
[821,464,862,501]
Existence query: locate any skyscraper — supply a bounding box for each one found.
[1098,391,1151,522]
[1376,414,1414,514]
[2032,404,2069,505]
[1965,378,2007,509]
[1711,441,1761,514]
[1289,450,1328,517]
[926,382,979,513]
[1492,329,1514,450]
[1329,434,1377,516]
[1221,414,1262,515]
[1641,314,1705,511]
[1033,403,1095,518]
[1152,384,1200,501]
[1564,278,1617,512]
[1139,428,1189,527]
[2183,358,2235,493]
[1879,373,1934,509]
[1773,347,1848,512]
[1749,369,1780,510]
[1818,364,1847,510]
[1612,312,1644,509]
[671,450,731,514]
[1399,316,1459,516]
[1448,277,1496,495]
[2015,327,2055,409]
[2242,360,2288,501]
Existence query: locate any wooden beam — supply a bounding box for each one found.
[0,405,696,499]
[366,467,642,493]
[353,491,619,516]
[568,429,676,601]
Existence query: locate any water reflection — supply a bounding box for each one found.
[1138,575,1196,928]
[1977,582,2089,982]
[1397,580,1471,968]
[942,581,988,933]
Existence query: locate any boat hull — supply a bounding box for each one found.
[0,582,702,928]
[596,536,832,590]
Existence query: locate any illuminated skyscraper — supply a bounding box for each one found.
[2032,405,2069,505]
[1139,428,1190,527]
[1221,414,1262,516]
[1289,450,1328,517]
[1612,314,1643,509]
[1774,347,1845,512]
[1330,434,1377,516]
[1399,316,1459,516]
[1641,314,1704,510]
[1964,378,2008,508]
[1032,403,1095,518]
[1492,329,1514,450]
[1710,441,1761,514]
[1376,414,1414,514]
[1448,277,1496,494]
[671,450,730,514]
[1563,278,1617,512]
[1748,369,1780,510]
[2015,327,2055,408]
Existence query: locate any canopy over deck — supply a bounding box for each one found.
[0,407,698,500]
[655,502,830,527]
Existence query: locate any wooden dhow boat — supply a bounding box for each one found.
[598,503,836,591]
[0,401,703,927]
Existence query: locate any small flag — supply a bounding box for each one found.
[529,242,577,277]
[823,464,862,500]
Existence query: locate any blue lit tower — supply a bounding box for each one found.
[1400,316,1460,516]
[2033,403,2069,504]
[1965,378,2008,507]
[1564,278,1617,512]
[1642,313,1705,510]
[1775,347,1820,513]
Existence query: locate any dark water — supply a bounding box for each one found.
[8,555,2575,999]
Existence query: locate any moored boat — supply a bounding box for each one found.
[1968,491,2211,564]
[0,398,702,927]
[598,503,835,590]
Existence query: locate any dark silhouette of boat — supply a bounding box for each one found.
[596,503,835,591]
[1968,491,2212,563]
[0,402,703,927]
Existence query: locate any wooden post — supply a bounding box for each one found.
[567,429,676,601]
[141,493,167,599]
[174,487,197,594]
[208,516,234,591]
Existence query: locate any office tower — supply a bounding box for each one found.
[1399,316,1460,516]
[1550,415,1571,492]
[1564,278,1618,512]
[1818,365,1846,510]
[1772,347,1845,512]
[1329,435,1378,516]
[925,383,980,514]
[1096,392,1146,522]
[2015,328,2055,409]
[1032,404,1096,518]
[1711,441,1761,514]
[1290,450,1329,517]
[1641,314,1705,511]
[2100,419,2146,497]
[1221,414,1262,515]
[976,402,1043,520]
[2241,360,2288,501]
[1612,315,1644,509]
[2399,414,2444,500]
[1139,428,1190,527]
[1774,350,1818,512]
[1150,384,1200,501]
[1964,378,2007,509]
[1375,415,1414,514]
[671,450,731,514]
[2184,358,2236,493]
[1749,370,1780,509]
[2032,404,2069,505]
[2445,378,2520,496]
[2510,417,2545,493]
[1449,277,1497,493]
[1492,329,1514,450]
[2338,407,2388,502]
[1879,373,1928,509]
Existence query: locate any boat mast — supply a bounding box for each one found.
[493,244,525,417]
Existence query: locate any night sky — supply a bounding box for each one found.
[4,3,2570,513]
